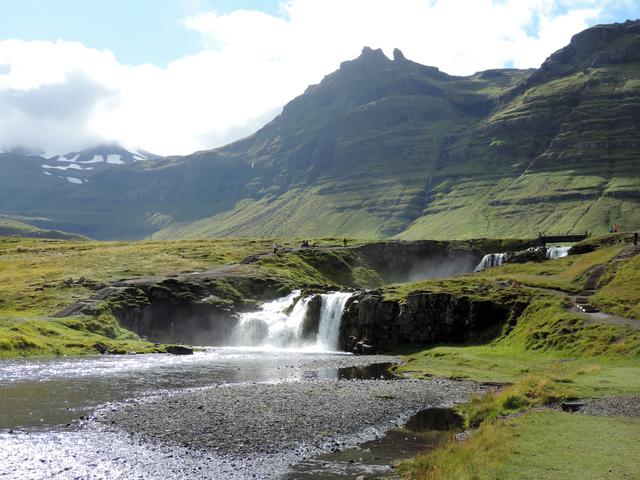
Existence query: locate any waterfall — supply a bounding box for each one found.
[233,291,309,348]
[232,290,351,351]
[474,253,507,272]
[316,292,353,351]
[546,246,571,259]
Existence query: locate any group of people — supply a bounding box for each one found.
[271,238,349,254]
[609,224,639,248]
[609,224,620,242]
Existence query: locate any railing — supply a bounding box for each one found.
[535,231,591,245]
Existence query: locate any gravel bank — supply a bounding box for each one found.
[577,395,640,417]
[97,376,483,479]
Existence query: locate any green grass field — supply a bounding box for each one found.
[0,234,639,478]
[399,410,640,480]
[393,243,640,480]
[0,237,275,317]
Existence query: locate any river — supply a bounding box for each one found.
[0,348,480,479]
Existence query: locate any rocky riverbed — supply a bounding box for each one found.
[97,377,482,478]
[1,349,485,479]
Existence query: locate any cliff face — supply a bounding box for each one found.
[101,276,291,344]
[341,290,529,351]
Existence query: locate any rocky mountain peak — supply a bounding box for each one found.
[360,46,387,58]
[540,19,640,74]
[393,48,407,62]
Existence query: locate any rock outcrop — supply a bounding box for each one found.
[299,294,322,341]
[91,273,291,345]
[340,289,529,352]
[504,246,548,264]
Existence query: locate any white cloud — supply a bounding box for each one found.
[0,0,620,156]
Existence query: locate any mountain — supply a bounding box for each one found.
[0,214,89,240]
[1,20,639,240]
[42,145,159,184]
[0,145,163,237]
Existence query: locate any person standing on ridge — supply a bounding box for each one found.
[614,224,619,243]
[343,238,348,247]
[633,231,638,249]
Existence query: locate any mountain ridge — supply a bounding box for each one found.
[1,20,639,240]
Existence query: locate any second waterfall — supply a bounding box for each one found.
[232,290,352,351]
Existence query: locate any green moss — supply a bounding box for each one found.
[0,315,163,357]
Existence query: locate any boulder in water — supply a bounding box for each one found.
[165,345,194,355]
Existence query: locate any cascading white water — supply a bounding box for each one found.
[232,290,352,351]
[546,246,571,259]
[316,292,353,351]
[474,253,507,272]
[233,290,310,348]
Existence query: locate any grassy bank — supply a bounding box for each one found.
[0,236,380,356]
[0,314,166,357]
[399,410,640,480]
[592,250,640,319]
[0,237,277,317]
[394,248,640,479]
[396,295,640,392]
[0,237,285,356]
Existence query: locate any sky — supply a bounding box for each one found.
[0,0,638,156]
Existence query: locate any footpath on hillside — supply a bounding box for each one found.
[571,245,640,330]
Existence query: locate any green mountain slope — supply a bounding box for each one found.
[0,215,89,240]
[1,20,639,240]
[155,20,640,240]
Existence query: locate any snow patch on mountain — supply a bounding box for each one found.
[56,154,79,163]
[79,155,104,164]
[42,164,92,171]
[106,154,124,165]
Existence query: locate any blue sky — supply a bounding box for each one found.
[0,0,282,65]
[1,0,637,66]
[0,0,638,155]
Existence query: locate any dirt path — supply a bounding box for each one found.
[570,245,639,330]
[0,316,62,323]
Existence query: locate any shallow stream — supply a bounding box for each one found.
[0,349,475,479]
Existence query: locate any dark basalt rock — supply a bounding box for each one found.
[504,246,547,264]
[105,274,291,345]
[165,345,194,355]
[299,294,322,341]
[340,291,528,351]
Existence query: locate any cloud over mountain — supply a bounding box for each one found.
[0,0,630,155]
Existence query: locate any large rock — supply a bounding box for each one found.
[165,345,194,355]
[299,295,322,341]
[106,275,291,346]
[340,290,528,351]
[504,246,547,264]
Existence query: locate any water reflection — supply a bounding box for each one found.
[315,362,398,380]
[405,407,464,432]
[285,407,464,479]
[0,348,352,429]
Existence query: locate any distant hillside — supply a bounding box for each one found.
[0,215,89,240]
[1,20,639,240]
